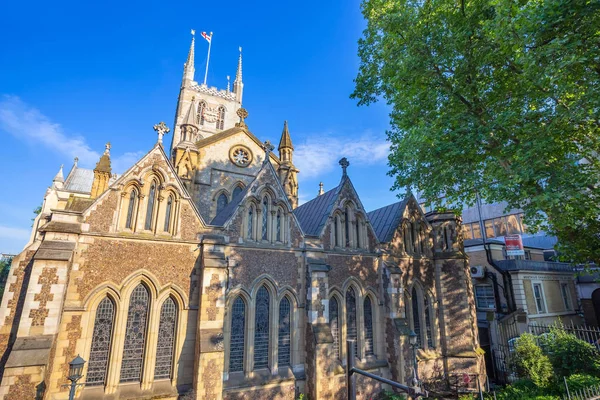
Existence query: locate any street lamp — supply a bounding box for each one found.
[408,330,419,388]
[67,355,86,400]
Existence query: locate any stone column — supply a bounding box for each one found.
[383,262,408,386]
[194,235,228,400]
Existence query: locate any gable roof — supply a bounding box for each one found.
[293,185,341,236]
[63,166,119,194]
[366,197,410,243]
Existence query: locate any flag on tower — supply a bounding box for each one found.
[201,32,211,43]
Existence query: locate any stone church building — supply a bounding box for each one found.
[0,34,484,399]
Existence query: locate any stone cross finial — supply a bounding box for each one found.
[339,157,350,176]
[236,107,248,127]
[104,142,111,155]
[74,157,79,167]
[262,140,275,162]
[153,121,170,144]
[318,182,325,196]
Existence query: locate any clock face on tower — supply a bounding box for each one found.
[229,145,253,167]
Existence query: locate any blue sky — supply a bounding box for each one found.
[0,0,401,254]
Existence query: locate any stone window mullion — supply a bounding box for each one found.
[140,297,159,390]
[246,300,256,377]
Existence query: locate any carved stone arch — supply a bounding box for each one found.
[276,285,300,306]
[249,275,279,299]
[257,187,277,204]
[225,286,252,308]
[156,283,189,310]
[161,183,183,198]
[328,286,344,302]
[83,283,122,311]
[119,270,161,302]
[342,277,366,299]
[230,181,246,197]
[141,167,167,187]
[122,179,143,194]
[212,188,231,202]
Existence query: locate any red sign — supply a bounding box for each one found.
[505,234,525,256]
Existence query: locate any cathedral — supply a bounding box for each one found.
[0,33,484,400]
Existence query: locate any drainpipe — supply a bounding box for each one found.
[485,244,515,313]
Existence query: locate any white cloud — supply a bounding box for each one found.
[294,133,390,179]
[0,95,143,173]
[0,225,30,241]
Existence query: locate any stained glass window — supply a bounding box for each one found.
[217,106,225,130]
[232,185,243,200]
[412,287,422,348]
[254,286,270,369]
[364,297,374,356]
[276,210,282,242]
[217,193,228,215]
[278,297,291,367]
[261,198,269,240]
[155,297,177,379]
[229,297,245,372]
[330,297,340,359]
[164,196,173,232]
[145,182,156,230]
[126,189,136,229]
[346,287,358,355]
[197,101,206,125]
[247,207,254,239]
[424,295,434,349]
[120,284,150,382]
[87,297,115,386]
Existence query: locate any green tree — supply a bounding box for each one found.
[542,327,600,377]
[511,333,554,388]
[0,258,12,300]
[353,0,600,263]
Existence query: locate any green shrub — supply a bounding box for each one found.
[485,379,560,400]
[544,327,600,377]
[511,333,554,387]
[379,391,406,400]
[565,374,600,392]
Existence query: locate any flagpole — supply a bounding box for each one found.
[203,32,213,86]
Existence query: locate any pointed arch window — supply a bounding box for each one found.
[411,287,422,348]
[155,297,177,379]
[276,209,282,242]
[334,215,341,247]
[364,297,374,356]
[346,287,358,355]
[197,101,206,125]
[254,286,270,369]
[164,195,173,232]
[217,106,225,130]
[424,295,434,349]
[145,182,157,231]
[87,297,115,386]
[217,193,228,215]
[232,185,243,199]
[330,297,340,359]
[229,297,246,373]
[356,216,362,249]
[120,284,150,382]
[261,197,269,241]
[278,297,291,367]
[345,208,350,247]
[247,206,254,239]
[403,224,409,253]
[125,189,137,230]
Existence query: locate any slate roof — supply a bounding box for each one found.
[293,185,341,236]
[366,197,409,243]
[210,184,251,226]
[63,166,119,194]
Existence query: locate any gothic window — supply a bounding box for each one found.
[164,195,173,232]
[261,197,269,241]
[403,225,409,253]
[254,286,270,369]
[420,226,426,254]
[155,297,177,379]
[145,182,157,231]
[424,295,434,349]
[330,297,340,359]
[364,297,374,356]
[355,216,361,249]
[126,189,137,230]
[278,297,291,367]
[345,208,350,247]
[346,287,358,355]
[412,223,419,254]
[334,215,341,247]
[217,193,228,215]
[232,185,243,199]
[276,209,282,242]
[87,297,115,386]
[120,284,150,382]
[229,297,245,373]
[217,106,225,130]
[247,206,254,239]
[411,287,422,348]
[197,101,206,125]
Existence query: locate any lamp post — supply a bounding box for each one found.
[408,330,419,388]
[67,355,86,400]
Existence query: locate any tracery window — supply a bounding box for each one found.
[126,189,137,230]
[87,297,115,386]
[229,297,245,372]
[278,297,291,367]
[145,182,157,231]
[346,287,358,355]
[261,197,269,241]
[164,195,173,232]
[232,185,243,199]
[424,295,434,349]
[217,193,228,215]
[330,297,340,359]
[411,287,422,348]
[254,286,270,369]
[247,206,254,239]
[120,284,150,382]
[217,106,225,130]
[197,101,206,125]
[364,297,374,356]
[155,297,177,379]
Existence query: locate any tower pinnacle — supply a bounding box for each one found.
[233,47,244,103]
[183,30,195,85]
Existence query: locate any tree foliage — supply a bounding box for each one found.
[511,333,554,387]
[353,0,600,263]
[541,326,600,377]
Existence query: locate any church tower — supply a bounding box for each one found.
[170,32,244,158]
[277,121,299,208]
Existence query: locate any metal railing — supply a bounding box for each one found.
[346,339,428,399]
